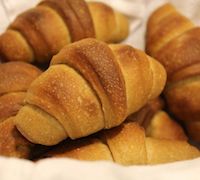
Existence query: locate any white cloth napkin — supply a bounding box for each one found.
[0,0,200,179]
[0,156,200,180]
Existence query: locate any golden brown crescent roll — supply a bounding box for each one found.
[0,0,129,63]
[146,111,188,141]
[146,3,200,142]
[15,38,166,146]
[41,122,200,165]
[127,98,187,141]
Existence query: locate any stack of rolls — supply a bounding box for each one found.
[146,3,200,143]
[0,0,199,166]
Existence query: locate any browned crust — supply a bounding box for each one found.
[88,1,129,43]
[110,45,154,115]
[146,3,176,37]
[0,117,33,158]
[171,63,200,82]
[146,3,194,57]
[9,5,70,62]
[51,38,127,128]
[0,62,42,95]
[88,2,117,43]
[66,0,95,38]
[156,27,200,79]
[0,92,26,123]
[165,77,200,122]
[28,6,70,56]
[109,45,165,119]
[40,0,94,41]
[146,111,188,141]
[9,8,51,62]
[0,30,34,63]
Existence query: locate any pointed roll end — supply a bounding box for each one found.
[15,105,67,146]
